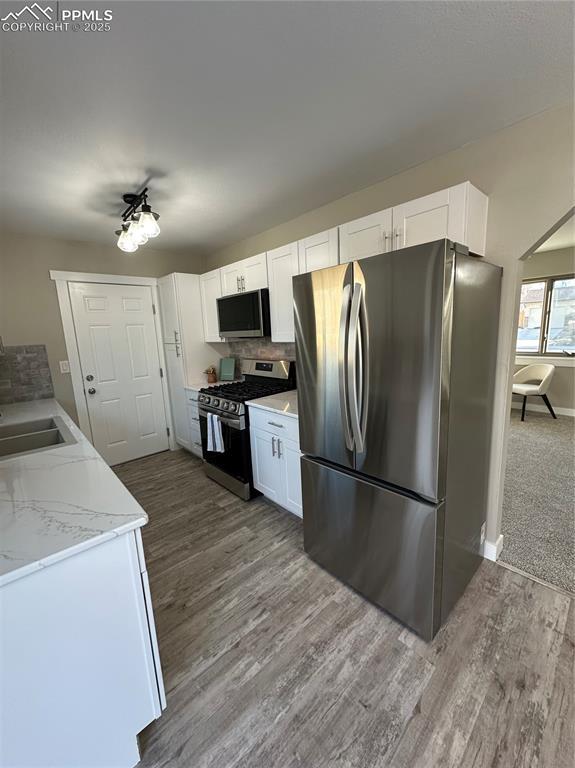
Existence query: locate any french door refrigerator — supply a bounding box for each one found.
[293,239,502,640]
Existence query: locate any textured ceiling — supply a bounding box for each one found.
[0,1,573,251]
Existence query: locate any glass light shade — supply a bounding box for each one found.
[138,211,161,238]
[127,218,148,245]
[117,228,138,252]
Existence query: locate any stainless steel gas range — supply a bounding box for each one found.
[198,359,296,500]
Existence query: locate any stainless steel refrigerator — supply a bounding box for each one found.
[293,239,502,640]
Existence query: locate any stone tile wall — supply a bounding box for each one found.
[0,345,54,405]
[226,339,296,361]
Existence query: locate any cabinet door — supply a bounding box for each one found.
[164,344,190,449]
[339,209,393,263]
[242,252,268,292]
[157,274,181,344]
[392,185,467,251]
[199,269,223,343]
[220,263,244,295]
[266,242,299,342]
[280,437,302,517]
[250,427,284,503]
[298,228,338,273]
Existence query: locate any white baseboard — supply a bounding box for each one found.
[483,534,503,561]
[511,401,575,417]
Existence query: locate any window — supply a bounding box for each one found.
[516,275,575,355]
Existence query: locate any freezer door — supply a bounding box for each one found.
[354,240,452,501]
[302,457,442,640]
[293,263,355,469]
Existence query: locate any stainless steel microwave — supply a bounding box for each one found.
[217,288,271,338]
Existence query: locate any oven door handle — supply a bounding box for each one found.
[199,407,244,430]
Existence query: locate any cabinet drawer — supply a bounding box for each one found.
[185,388,200,402]
[190,421,202,444]
[248,406,299,443]
[190,439,203,458]
[188,405,200,422]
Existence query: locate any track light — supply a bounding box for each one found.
[116,187,161,251]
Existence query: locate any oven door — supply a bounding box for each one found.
[199,407,255,499]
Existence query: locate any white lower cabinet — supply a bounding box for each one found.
[185,387,203,457]
[249,408,302,517]
[1,531,165,768]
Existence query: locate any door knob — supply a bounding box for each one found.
[86,374,94,381]
[87,387,96,395]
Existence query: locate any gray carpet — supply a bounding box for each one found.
[500,409,575,593]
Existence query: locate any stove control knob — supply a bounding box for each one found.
[229,402,238,413]
[222,401,229,410]
[203,395,211,405]
[212,398,220,407]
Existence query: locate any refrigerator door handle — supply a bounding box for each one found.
[358,280,369,448]
[347,282,364,453]
[338,281,354,451]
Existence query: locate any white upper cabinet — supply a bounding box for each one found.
[267,242,299,342]
[392,182,488,255]
[339,208,393,264]
[221,253,268,295]
[199,269,223,343]
[298,228,339,273]
[220,263,244,296]
[242,253,268,292]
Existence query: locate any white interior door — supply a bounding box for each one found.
[69,282,169,465]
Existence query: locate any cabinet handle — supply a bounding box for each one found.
[271,436,276,456]
[236,276,240,292]
[267,421,284,428]
[241,276,246,292]
[395,229,402,248]
[277,438,282,459]
[174,330,179,343]
[175,344,181,357]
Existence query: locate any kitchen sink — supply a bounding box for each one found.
[0,416,76,460]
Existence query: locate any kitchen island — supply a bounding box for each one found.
[0,399,165,768]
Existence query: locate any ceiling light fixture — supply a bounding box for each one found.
[116,187,161,252]
[115,223,138,253]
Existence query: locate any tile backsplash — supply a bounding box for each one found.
[227,339,296,362]
[0,345,54,405]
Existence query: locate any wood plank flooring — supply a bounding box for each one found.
[114,450,574,768]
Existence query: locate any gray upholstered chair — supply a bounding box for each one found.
[512,363,557,421]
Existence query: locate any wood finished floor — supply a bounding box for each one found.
[114,450,574,768]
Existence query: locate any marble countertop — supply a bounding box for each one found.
[246,390,298,419]
[0,399,147,587]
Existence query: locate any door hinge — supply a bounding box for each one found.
[152,303,156,315]
[160,367,164,378]
[166,427,170,437]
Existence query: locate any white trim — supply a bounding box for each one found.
[50,270,158,286]
[483,534,503,562]
[515,355,575,368]
[511,401,575,417]
[53,273,175,454]
[53,279,92,438]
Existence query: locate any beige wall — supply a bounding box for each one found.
[206,104,574,545]
[0,231,204,420]
[523,246,574,280]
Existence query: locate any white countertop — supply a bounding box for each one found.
[246,390,298,419]
[0,399,147,587]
